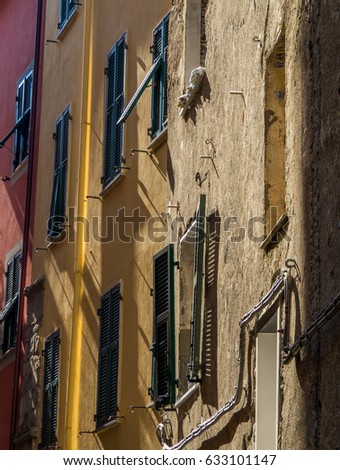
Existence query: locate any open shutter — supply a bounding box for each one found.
[103,35,126,186]
[97,285,121,426]
[151,245,176,409]
[97,291,110,426]
[5,259,14,302]
[23,73,33,114]
[108,286,120,419]
[48,109,69,239]
[151,15,169,138]
[188,194,206,381]
[41,331,60,448]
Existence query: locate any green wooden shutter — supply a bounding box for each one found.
[41,330,60,448]
[5,259,14,302]
[48,108,70,238]
[103,35,126,186]
[188,194,206,381]
[97,284,121,426]
[151,244,176,409]
[151,15,169,138]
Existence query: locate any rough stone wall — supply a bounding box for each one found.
[166,0,340,450]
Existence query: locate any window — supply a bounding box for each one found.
[41,330,60,449]
[14,71,32,170]
[151,15,169,138]
[58,0,76,30]
[117,14,170,139]
[264,31,286,235]
[0,252,21,354]
[102,35,126,187]
[255,303,280,450]
[96,284,121,427]
[149,245,176,409]
[47,107,70,239]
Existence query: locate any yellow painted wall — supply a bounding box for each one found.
[32,0,172,450]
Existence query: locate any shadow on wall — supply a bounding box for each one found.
[201,209,220,409]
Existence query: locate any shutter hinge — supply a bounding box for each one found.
[101,176,104,184]
[94,414,97,422]
[149,45,154,54]
[4,271,8,278]
[119,294,123,301]
[124,43,128,50]
[58,22,61,29]
[150,288,153,297]
[104,67,108,75]
[52,132,56,140]
[147,128,153,137]
[15,96,19,102]
[97,308,101,316]
[41,349,45,357]
[174,261,180,270]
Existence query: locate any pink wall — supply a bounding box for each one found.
[0,0,38,448]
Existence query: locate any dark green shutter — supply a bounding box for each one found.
[41,330,60,448]
[151,15,169,138]
[14,72,32,169]
[151,244,176,409]
[188,194,206,381]
[103,35,126,186]
[59,0,76,28]
[48,108,70,239]
[97,284,121,426]
[2,253,21,353]
[5,259,14,302]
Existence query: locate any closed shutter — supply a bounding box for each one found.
[41,331,60,448]
[97,284,121,426]
[48,108,70,238]
[188,194,206,381]
[103,35,126,186]
[151,245,176,409]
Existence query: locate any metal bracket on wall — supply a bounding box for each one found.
[200,138,218,177]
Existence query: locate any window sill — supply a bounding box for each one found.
[100,172,125,198]
[95,418,121,436]
[46,230,67,248]
[148,127,167,153]
[0,346,16,371]
[260,213,289,250]
[10,157,28,186]
[57,7,78,41]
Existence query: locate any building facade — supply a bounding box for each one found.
[162,0,340,450]
[28,0,172,450]
[2,0,339,451]
[0,0,44,450]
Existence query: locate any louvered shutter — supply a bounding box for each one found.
[188,194,206,381]
[151,245,176,409]
[151,15,169,138]
[48,109,70,238]
[5,259,14,302]
[97,285,121,426]
[16,81,25,120]
[103,35,126,186]
[59,110,70,220]
[41,331,60,448]
[162,16,169,126]
[23,73,33,114]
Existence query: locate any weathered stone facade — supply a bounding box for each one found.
[164,0,340,449]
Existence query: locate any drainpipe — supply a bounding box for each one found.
[10,0,45,449]
[65,0,93,450]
